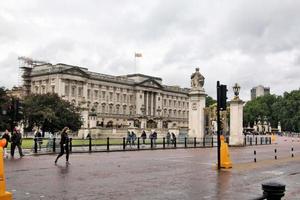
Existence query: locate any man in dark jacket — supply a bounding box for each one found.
[11,128,24,158]
[141,130,147,145]
[1,129,10,158]
[55,127,70,165]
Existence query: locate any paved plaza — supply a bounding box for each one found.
[4,136,300,200]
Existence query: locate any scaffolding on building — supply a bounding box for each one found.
[18,56,47,96]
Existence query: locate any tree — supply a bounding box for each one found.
[273,90,300,132]
[23,93,82,133]
[0,87,10,131]
[243,90,300,132]
[206,95,217,107]
[243,94,278,127]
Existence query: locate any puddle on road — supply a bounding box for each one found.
[262,170,284,175]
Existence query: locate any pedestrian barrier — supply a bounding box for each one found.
[0,139,13,200]
[9,134,272,155]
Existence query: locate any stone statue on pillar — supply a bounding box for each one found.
[188,68,206,139]
[191,68,205,90]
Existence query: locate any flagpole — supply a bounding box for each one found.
[135,53,137,73]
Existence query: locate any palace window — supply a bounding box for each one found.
[130,95,133,103]
[117,93,120,102]
[87,89,91,99]
[102,91,106,100]
[109,92,113,101]
[71,87,76,97]
[94,90,98,99]
[78,87,83,97]
[65,85,69,96]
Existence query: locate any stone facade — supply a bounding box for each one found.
[21,62,190,129]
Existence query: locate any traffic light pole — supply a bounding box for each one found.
[217,81,221,170]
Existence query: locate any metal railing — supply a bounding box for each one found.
[27,135,272,154]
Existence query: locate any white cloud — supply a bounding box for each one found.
[0,0,300,100]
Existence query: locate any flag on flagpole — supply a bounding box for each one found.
[135,53,142,57]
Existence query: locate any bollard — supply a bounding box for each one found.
[0,139,13,199]
[137,137,140,150]
[255,137,258,145]
[275,149,277,160]
[211,137,214,147]
[151,138,153,149]
[174,138,177,148]
[163,137,165,149]
[260,137,262,145]
[34,138,38,153]
[291,147,294,158]
[123,137,125,150]
[194,137,196,148]
[69,138,72,153]
[244,136,246,146]
[89,137,92,152]
[184,137,187,148]
[107,137,110,151]
[250,137,252,146]
[53,138,56,153]
[261,182,285,200]
[254,150,257,162]
[203,137,205,147]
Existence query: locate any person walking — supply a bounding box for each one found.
[171,132,176,145]
[11,128,24,158]
[152,131,157,147]
[34,129,43,151]
[141,130,147,145]
[131,131,136,146]
[1,129,10,158]
[166,131,171,146]
[126,131,132,147]
[55,127,70,165]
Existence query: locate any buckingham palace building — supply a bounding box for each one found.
[20,59,190,131]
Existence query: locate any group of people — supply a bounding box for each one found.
[126,131,137,146]
[1,128,24,159]
[125,130,176,147]
[0,126,71,165]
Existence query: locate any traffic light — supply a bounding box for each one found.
[217,84,227,110]
[15,99,23,121]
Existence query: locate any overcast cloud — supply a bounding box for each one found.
[0,0,300,100]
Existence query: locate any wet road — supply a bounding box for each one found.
[4,136,300,200]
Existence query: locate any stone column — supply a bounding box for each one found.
[141,118,147,129]
[188,68,206,139]
[229,83,244,146]
[188,90,206,138]
[153,92,156,116]
[145,92,148,116]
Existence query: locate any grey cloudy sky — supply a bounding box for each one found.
[1,0,300,100]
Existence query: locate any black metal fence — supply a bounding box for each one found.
[29,135,272,154]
